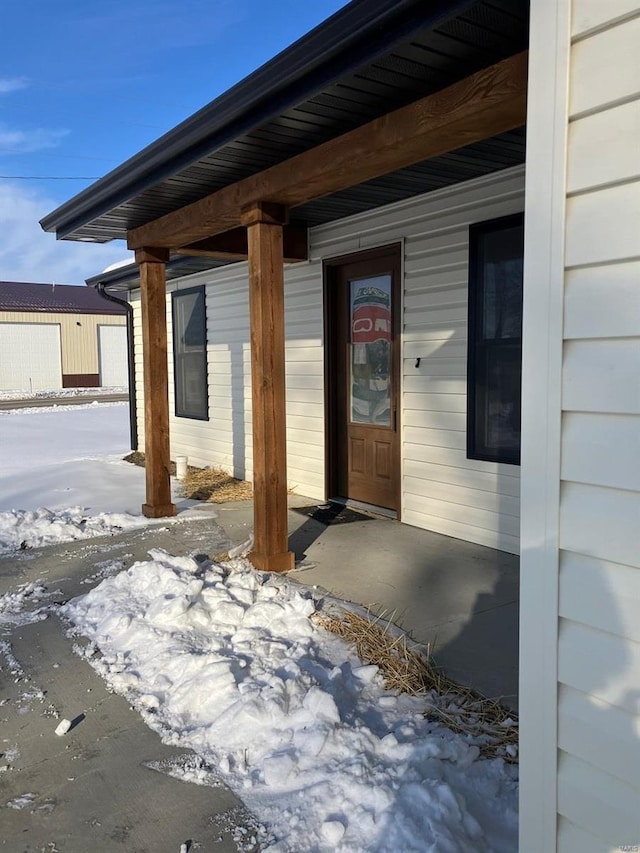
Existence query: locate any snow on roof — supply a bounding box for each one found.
[0,281,126,315]
[101,257,134,273]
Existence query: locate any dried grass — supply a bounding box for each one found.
[316,607,518,762]
[123,452,252,503]
[180,466,253,503]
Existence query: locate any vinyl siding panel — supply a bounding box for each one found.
[558,685,640,791]
[561,413,640,491]
[560,482,640,568]
[402,506,520,554]
[564,262,640,339]
[572,0,640,37]
[557,817,622,853]
[554,8,640,851]
[403,441,518,476]
[558,618,640,715]
[565,183,640,267]
[559,550,640,650]
[557,752,640,847]
[567,99,640,193]
[562,339,640,414]
[406,458,520,496]
[569,15,640,116]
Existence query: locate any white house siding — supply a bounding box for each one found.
[281,262,326,499]
[310,165,525,553]
[131,263,326,500]
[520,3,640,852]
[558,6,640,848]
[131,165,525,546]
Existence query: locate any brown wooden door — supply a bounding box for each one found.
[326,246,401,512]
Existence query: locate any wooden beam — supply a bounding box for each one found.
[244,202,294,573]
[176,223,308,263]
[137,246,177,519]
[128,51,528,250]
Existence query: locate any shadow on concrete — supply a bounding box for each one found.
[286,508,520,707]
[288,503,374,562]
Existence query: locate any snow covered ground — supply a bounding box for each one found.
[0,386,127,401]
[0,402,151,554]
[63,551,518,852]
[0,402,519,851]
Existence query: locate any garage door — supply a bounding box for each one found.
[0,323,62,391]
[98,325,128,387]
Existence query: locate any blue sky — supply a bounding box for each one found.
[0,0,348,283]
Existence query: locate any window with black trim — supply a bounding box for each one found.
[467,213,524,465]
[172,286,208,420]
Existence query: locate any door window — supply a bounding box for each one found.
[349,275,392,426]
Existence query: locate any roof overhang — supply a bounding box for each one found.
[43,0,529,264]
[43,0,479,242]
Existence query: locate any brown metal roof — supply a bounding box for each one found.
[0,281,126,315]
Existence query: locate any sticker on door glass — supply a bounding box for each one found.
[350,275,392,425]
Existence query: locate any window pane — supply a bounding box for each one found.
[177,351,207,419]
[350,275,391,425]
[468,215,523,464]
[173,288,208,420]
[177,291,206,348]
[481,226,523,340]
[479,345,521,455]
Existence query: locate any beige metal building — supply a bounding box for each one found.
[0,281,128,391]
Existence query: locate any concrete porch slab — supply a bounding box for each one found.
[216,496,520,709]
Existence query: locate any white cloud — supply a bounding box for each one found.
[0,77,29,95]
[0,124,69,154]
[0,181,130,284]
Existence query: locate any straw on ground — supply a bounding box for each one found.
[315,607,518,762]
[123,452,252,503]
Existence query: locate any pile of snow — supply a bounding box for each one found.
[63,550,518,852]
[0,506,150,556]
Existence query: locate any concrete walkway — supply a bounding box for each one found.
[0,512,253,852]
[0,498,518,850]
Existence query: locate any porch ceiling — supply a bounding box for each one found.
[42,0,528,268]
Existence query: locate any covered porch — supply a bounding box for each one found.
[41,0,529,575]
[125,43,527,575]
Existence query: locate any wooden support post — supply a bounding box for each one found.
[136,246,177,519]
[243,203,294,572]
